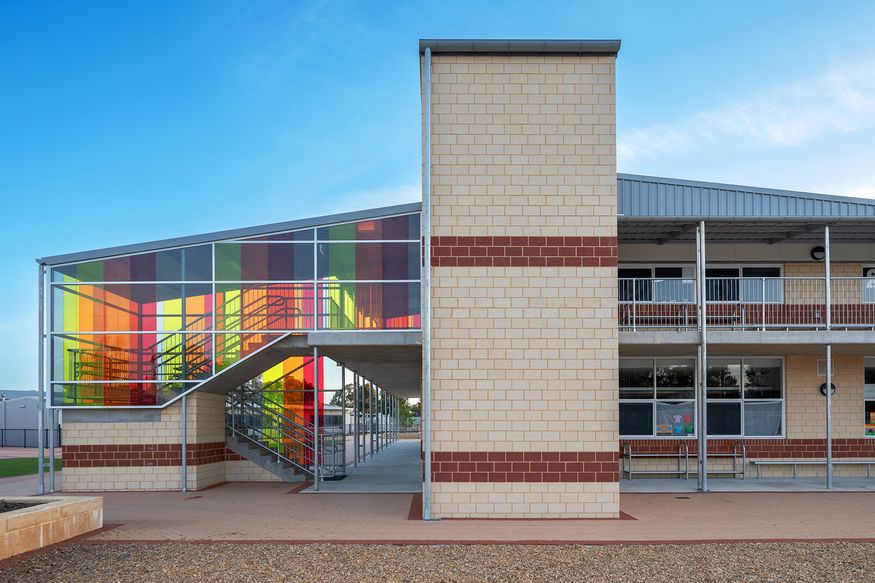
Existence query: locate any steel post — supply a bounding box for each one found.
[37,263,45,495]
[422,43,433,521]
[825,224,833,489]
[181,394,188,492]
[48,408,55,492]
[826,343,833,489]
[341,365,346,469]
[313,346,320,490]
[697,222,708,492]
[353,372,359,467]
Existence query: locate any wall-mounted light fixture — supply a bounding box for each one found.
[819,382,836,396]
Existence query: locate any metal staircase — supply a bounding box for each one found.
[225,384,345,483]
[64,282,359,480]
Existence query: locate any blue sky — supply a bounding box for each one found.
[2,0,875,389]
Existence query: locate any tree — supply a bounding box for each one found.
[328,385,416,426]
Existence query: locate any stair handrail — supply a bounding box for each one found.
[226,392,325,477]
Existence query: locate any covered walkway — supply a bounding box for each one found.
[303,439,421,494]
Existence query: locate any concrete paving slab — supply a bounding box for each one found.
[0,472,63,496]
[303,439,421,493]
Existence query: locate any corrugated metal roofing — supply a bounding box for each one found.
[39,174,875,265]
[618,174,875,220]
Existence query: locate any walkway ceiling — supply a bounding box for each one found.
[619,219,875,245]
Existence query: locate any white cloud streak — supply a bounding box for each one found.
[618,60,875,163]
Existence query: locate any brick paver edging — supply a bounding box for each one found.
[69,537,875,546]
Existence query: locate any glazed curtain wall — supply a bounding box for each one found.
[50,214,421,407]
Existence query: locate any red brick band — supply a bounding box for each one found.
[431,236,617,268]
[431,451,619,483]
[63,442,228,468]
[620,438,875,458]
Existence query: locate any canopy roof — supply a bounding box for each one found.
[39,174,875,265]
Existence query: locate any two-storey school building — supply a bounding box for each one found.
[35,39,875,519]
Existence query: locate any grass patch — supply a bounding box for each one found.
[0,457,62,479]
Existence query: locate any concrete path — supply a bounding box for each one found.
[0,472,63,496]
[621,477,875,493]
[303,439,421,493]
[0,447,62,459]
[79,484,875,544]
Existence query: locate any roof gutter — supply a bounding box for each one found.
[419,39,621,55]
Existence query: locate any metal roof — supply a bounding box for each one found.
[39,174,875,265]
[419,39,621,56]
[38,202,422,266]
[618,174,875,221]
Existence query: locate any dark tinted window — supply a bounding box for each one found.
[620,403,653,436]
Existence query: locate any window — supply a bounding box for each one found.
[863,267,875,304]
[621,356,784,438]
[618,268,653,302]
[619,358,695,437]
[706,266,782,303]
[707,357,783,437]
[618,266,694,303]
[865,359,875,437]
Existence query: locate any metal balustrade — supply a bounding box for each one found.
[225,386,344,480]
[619,277,875,331]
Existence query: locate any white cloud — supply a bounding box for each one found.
[618,60,875,163]
[811,176,875,200]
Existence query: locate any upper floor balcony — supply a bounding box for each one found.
[619,276,875,331]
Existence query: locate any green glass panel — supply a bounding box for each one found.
[215,243,242,281]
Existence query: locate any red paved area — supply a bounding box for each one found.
[72,482,875,544]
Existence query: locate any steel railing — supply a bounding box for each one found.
[619,277,875,331]
[225,386,345,480]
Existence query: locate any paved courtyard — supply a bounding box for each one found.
[30,484,870,544]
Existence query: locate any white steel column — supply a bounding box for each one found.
[353,372,359,467]
[825,224,833,489]
[341,365,347,469]
[181,394,188,492]
[37,263,46,495]
[422,43,434,521]
[697,221,708,492]
[48,408,56,492]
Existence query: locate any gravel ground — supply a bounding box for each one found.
[1,542,873,582]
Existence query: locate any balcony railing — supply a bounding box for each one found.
[619,277,875,331]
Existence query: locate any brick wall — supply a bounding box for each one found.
[431,236,617,268]
[426,52,618,518]
[62,392,229,491]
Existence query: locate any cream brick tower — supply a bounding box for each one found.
[422,40,620,518]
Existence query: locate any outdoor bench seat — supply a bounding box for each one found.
[751,459,875,479]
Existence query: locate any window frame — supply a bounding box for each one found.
[865,357,875,438]
[619,355,786,439]
[863,266,875,305]
[619,357,697,438]
[618,263,785,304]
